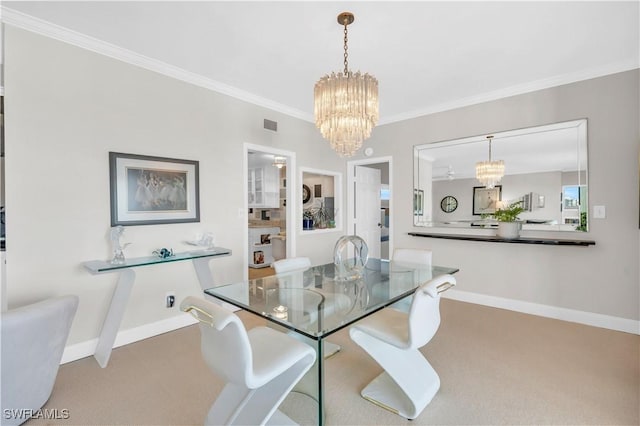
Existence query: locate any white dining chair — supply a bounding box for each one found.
[392,248,432,266]
[1,295,79,426]
[349,274,456,420]
[181,296,316,426]
[390,248,433,312]
[272,257,341,358]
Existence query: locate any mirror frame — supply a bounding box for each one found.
[413,119,588,232]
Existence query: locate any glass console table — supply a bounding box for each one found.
[204,258,458,425]
[84,247,232,367]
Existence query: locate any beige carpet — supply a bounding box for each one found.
[28,299,639,426]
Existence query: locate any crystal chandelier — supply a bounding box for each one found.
[314,12,379,157]
[476,135,505,188]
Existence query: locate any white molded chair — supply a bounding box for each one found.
[181,296,316,426]
[390,248,433,312]
[1,295,79,426]
[392,248,432,266]
[272,257,312,274]
[349,274,456,420]
[272,257,341,358]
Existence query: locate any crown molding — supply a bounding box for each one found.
[0,6,313,122]
[380,59,639,125]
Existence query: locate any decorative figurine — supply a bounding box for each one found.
[109,226,130,264]
[153,248,174,259]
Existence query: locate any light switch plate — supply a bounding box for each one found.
[593,205,606,219]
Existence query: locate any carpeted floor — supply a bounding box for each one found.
[28,299,639,425]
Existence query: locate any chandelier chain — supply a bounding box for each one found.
[343,21,349,75]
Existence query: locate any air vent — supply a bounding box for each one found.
[263,119,278,132]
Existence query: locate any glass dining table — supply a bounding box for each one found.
[204,258,458,425]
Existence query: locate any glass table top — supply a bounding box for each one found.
[205,259,458,340]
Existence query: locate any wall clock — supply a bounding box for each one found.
[302,184,311,203]
[440,195,458,213]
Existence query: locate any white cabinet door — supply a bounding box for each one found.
[248,167,279,208]
[263,166,280,208]
[248,168,265,207]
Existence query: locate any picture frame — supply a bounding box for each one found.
[413,189,424,216]
[472,185,502,215]
[253,250,265,265]
[109,152,200,226]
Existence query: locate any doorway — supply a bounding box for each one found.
[347,157,393,260]
[244,144,296,281]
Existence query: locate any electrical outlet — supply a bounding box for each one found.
[165,291,176,308]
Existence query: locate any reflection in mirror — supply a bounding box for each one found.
[300,167,342,232]
[413,119,588,232]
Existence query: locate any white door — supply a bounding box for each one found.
[354,165,381,258]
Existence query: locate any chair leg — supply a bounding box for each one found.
[350,328,440,420]
[206,354,315,425]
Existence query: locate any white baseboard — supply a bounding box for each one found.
[61,314,198,364]
[62,290,638,364]
[443,289,640,335]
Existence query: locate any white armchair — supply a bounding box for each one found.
[181,296,316,425]
[349,274,456,419]
[1,295,79,426]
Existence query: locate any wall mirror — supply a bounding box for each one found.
[413,119,588,232]
[300,167,342,233]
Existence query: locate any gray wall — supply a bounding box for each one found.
[3,26,347,345]
[3,25,639,354]
[358,69,640,322]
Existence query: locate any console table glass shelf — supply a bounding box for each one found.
[83,247,232,368]
[84,248,232,273]
[409,232,595,246]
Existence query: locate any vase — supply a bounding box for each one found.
[303,218,314,230]
[496,222,522,239]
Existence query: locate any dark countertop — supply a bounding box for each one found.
[408,232,595,246]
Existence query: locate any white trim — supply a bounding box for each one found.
[299,166,343,236]
[380,60,639,125]
[1,7,311,122]
[3,7,636,127]
[60,313,198,364]
[244,143,296,280]
[442,289,640,335]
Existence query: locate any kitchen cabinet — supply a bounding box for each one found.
[248,166,279,208]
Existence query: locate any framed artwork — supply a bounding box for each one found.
[314,184,322,198]
[473,185,502,215]
[109,152,200,226]
[413,189,424,216]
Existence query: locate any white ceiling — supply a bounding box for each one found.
[2,1,639,124]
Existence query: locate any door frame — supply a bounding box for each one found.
[346,156,393,260]
[244,143,296,281]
